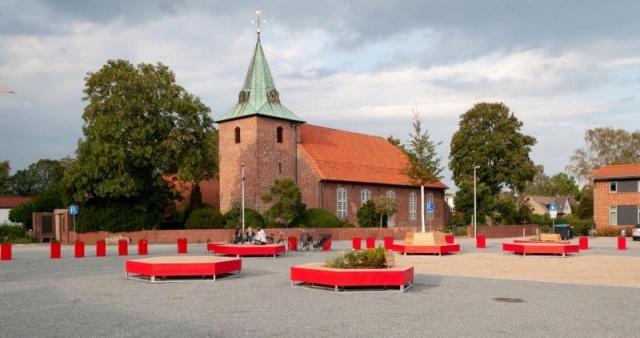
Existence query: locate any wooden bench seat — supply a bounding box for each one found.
[540,233,562,242]
[393,232,460,256]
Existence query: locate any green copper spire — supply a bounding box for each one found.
[217,14,305,124]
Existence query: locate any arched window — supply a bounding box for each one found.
[277,127,283,143]
[278,162,282,174]
[409,192,417,221]
[360,189,371,206]
[386,190,396,225]
[234,127,241,144]
[337,188,347,220]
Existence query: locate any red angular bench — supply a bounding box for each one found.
[125,256,241,283]
[502,242,580,257]
[206,243,286,257]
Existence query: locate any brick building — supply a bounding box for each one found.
[591,164,640,229]
[216,30,448,228]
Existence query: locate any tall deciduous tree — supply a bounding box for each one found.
[64,59,216,231]
[523,166,580,197]
[449,102,536,224]
[405,111,444,183]
[566,127,640,185]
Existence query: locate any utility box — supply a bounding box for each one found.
[553,224,572,240]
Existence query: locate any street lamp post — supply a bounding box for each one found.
[241,163,245,235]
[473,165,479,238]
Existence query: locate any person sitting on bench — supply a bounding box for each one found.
[254,227,267,245]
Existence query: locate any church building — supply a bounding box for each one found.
[216,26,448,228]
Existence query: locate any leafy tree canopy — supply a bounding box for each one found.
[0,159,10,194]
[566,127,640,185]
[64,59,216,231]
[449,102,537,195]
[6,159,65,196]
[523,166,580,197]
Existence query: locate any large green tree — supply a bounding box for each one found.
[449,102,536,224]
[566,127,640,185]
[64,59,216,232]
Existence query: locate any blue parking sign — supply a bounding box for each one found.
[69,205,79,215]
[425,202,434,212]
[549,203,557,212]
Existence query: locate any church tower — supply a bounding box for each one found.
[216,15,305,214]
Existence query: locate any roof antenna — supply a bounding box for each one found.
[252,9,265,35]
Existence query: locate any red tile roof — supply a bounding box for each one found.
[298,124,447,189]
[0,196,31,208]
[591,164,640,180]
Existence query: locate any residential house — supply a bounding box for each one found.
[591,164,640,229]
[0,196,31,225]
[524,195,575,217]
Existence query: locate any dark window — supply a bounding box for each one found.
[618,205,639,225]
[235,127,241,144]
[618,180,639,192]
[277,127,283,143]
[610,181,617,192]
[278,162,282,174]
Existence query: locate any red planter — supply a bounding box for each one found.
[288,237,297,251]
[322,239,332,251]
[384,237,394,250]
[290,263,414,292]
[579,237,589,250]
[618,237,626,250]
[445,235,454,244]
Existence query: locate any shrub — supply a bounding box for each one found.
[325,247,387,269]
[76,201,162,233]
[357,200,379,228]
[0,225,26,240]
[184,206,224,229]
[298,208,342,228]
[222,206,264,229]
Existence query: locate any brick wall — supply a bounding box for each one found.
[466,225,540,238]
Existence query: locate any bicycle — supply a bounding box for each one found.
[297,229,314,251]
[272,230,290,252]
[312,233,329,251]
[588,226,598,238]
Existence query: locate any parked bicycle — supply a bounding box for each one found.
[297,229,314,251]
[588,226,598,238]
[271,230,290,252]
[313,233,329,251]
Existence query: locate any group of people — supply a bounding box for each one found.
[233,226,267,245]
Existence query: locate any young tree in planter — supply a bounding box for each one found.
[261,177,305,228]
[357,200,379,228]
[374,196,397,228]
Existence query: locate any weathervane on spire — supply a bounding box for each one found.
[253,9,265,35]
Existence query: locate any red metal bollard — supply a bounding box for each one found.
[322,238,332,251]
[618,236,626,250]
[445,235,454,244]
[288,237,297,251]
[1,242,12,261]
[138,240,148,255]
[476,235,486,249]
[177,238,188,254]
[366,237,375,249]
[579,237,589,250]
[51,241,61,259]
[384,237,394,250]
[74,241,85,258]
[96,240,106,257]
[352,237,362,250]
[118,240,128,256]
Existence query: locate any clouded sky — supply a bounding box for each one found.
[1,0,639,191]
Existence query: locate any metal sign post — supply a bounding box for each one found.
[549,203,557,233]
[69,205,79,243]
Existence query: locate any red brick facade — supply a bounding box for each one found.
[591,164,640,229]
[593,180,640,228]
[219,116,299,213]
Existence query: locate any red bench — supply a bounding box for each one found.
[393,232,460,256]
[206,243,286,257]
[125,256,241,282]
[502,242,580,257]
